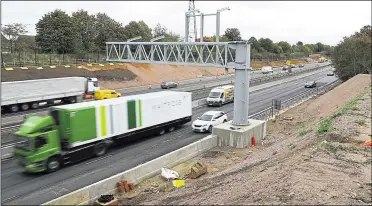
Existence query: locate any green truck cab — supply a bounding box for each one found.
[14,115,61,173]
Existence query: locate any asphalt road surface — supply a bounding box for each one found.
[1,67,336,205]
[1,63,321,120]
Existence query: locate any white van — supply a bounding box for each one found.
[206,85,234,107]
[262,66,274,74]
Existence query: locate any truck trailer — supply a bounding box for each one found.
[206,85,234,106]
[13,91,192,173]
[1,77,100,113]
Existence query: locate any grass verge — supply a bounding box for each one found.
[317,86,371,135]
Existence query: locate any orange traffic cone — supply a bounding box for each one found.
[251,136,256,147]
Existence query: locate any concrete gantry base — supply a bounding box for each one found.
[212,119,267,148]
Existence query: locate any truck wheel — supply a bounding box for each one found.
[10,105,19,113]
[208,126,213,133]
[68,97,76,104]
[47,157,61,173]
[21,103,29,111]
[168,126,175,132]
[31,102,39,109]
[158,128,166,136]
[223,119,227,123]
[218,102,222,107]
[94,142,107,157]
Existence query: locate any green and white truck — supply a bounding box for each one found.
[13,91,192,173]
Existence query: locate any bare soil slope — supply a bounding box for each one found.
[1,63,230,89]
[120,74,371,205]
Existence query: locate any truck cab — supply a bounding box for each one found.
[86,77,100,94]
[206,85,234,107]
[13,115,61,173]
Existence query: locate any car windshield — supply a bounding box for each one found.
[15,135,32,151]
[209,92,221,98]
[199,114,213,121]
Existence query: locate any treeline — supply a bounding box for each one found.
[331,25,371,81]
[2,9,333,61]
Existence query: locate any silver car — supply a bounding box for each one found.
[161,81,178,89]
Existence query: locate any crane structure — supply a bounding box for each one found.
[188,0,198,42]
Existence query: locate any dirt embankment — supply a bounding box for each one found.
[1,63,230,89]
[119,74,371,205]
[1,59,309,90]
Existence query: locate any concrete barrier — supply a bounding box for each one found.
[42,134,218,205]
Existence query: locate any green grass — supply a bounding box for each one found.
[317,87,370,135]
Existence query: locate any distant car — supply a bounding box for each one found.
[282,65,289,71]
[161,81,178,89]
[327,71,334,76]
[290,64,296,68]
[298,64,304,68]
[305,81,317,88]
[94,89,121,100]
[192,111,228,133]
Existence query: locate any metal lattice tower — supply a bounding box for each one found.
[188,0,198,42]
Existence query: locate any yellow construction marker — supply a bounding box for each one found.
[109,63,114,65]
[50,66,56,68]
[77,66,83,69]
[87,64,93,66]
[36,67,43,70]
[5,67,13,71]
[172,179,185,188]
[64,65,71,68]
[99,64,104,67]
[21,67,28,70]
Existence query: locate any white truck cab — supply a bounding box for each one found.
[86,77,100,94]
[192,111,228,133]
[206,85,234,107]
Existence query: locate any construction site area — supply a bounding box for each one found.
[1,59,310,90]
[116,74,371,205]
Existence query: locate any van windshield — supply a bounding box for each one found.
[209,92,221,98]
[15,135,32,151]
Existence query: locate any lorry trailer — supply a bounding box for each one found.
[1,77,99,113]
[13,91,192,173]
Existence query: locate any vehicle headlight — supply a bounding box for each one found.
[203,124,208,127]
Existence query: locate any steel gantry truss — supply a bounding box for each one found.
[106,41,235,68]
[106,41,251,126]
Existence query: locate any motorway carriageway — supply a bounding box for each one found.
[1,63,319,121]
[1,68,337,205]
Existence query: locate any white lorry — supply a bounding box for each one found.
[262,66,274,74]
[1,77,100,113]
[206,85,234,107]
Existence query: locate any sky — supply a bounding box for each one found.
[1,1,371,46]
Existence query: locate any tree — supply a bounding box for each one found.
[123,21,152,42]
[153,23,167,37]
[153,23,180,42]
[296,41,303,46]
[35,9,75,54]
[258,38,274,53]
[278,41,291,54]
[94,13,126,53]
[272,43,283,54]
[1,23,27,53]
[315,42,324,52]
[331,25,371,81]
[72,10,97,56]
[224,28,242,41]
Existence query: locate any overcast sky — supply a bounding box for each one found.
[2,1,371,46]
